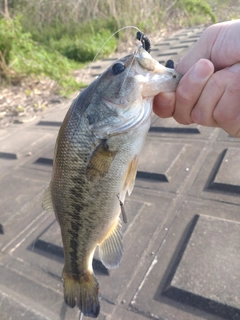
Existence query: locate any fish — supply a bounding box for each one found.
[43,45,181,318]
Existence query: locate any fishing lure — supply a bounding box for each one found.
[136,31,151,53]
[136,31,176,70]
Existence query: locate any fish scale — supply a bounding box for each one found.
[43,45,181,318]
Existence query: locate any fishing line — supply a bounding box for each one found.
[82,26,142,84]
[115,30,153,99]
[117,35,141,98]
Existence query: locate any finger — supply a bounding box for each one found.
[213,63,240,137]
[176,40,211,75]
[191,63,240,134]
[173,59,214,125]
[176,21,237,74]
[190,69,231,127]
[175,27,215,74]
[153,92,176,118]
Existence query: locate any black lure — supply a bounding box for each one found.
[136,31,151,53]
[136,32,175,70]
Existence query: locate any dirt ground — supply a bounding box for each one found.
[0,76,67,127]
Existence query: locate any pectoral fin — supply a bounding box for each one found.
[86,140,117,182]
[123,156,138,195]
[98,219,123,269]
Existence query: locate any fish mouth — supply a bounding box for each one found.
[122,46,181,97]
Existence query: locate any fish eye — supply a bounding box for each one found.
[111,62,125,75]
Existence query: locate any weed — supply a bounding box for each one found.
[0,16,83,96]
[50,29,117,62]
[178,0,217,23]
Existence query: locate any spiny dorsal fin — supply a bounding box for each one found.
[42,183,54,212]
[86,139,117,182]
[98,219,123,269]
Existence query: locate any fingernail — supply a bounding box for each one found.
[228,63,240,73]
[191,60,212,80]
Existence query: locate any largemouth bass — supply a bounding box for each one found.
[43,45,181,318]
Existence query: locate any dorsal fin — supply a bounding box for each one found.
[42,183,54,213]
[123,156,138,196]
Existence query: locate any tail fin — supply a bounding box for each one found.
[63,270,100,318]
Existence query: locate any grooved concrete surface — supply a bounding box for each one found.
[1,26,240,320]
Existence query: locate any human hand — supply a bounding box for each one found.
[153,20,240,137]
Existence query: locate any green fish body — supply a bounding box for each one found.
[43,46,181,318]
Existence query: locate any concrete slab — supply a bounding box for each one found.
[131,199,240,320]
[214,148,240,187]
[190,144,240,205]
[136,136,205,193]
[165,215,240,319]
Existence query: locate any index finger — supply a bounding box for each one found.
[176,20,240,74]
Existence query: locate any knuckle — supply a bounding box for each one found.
[208,72,224,92]
[226,76,240,96]
[213,76,240,125]
[191,107,201,123]
[176,82,194,103]
[173,116,192,125]
[234,128,240,137]
[213,106,226,124]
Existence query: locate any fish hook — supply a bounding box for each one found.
[136,31,151,53]
[117,194,128,224]
[79,311,83,320]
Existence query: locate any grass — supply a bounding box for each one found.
[0,17,86,96]
[0,15,119,96]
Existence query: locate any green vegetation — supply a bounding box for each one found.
[177,0,216,25]
[0,0,238,95]
[21,16,118,63]
[0,17,86,95]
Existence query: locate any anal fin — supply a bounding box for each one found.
[98,219,123,269]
